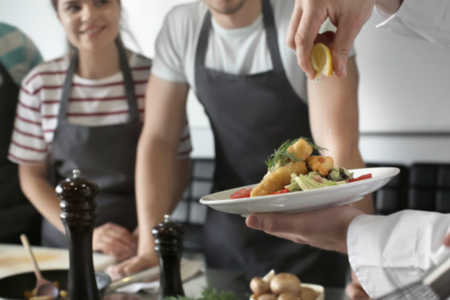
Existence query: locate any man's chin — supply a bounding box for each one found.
[207,0,248,15]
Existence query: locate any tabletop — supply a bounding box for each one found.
[105,269,349,300]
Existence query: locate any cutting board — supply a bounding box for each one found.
[0,243,116,279]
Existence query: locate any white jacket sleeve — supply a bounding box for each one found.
[375,0,450,49]
[347,210,450,299]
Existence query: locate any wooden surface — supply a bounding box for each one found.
[0,244,115,278]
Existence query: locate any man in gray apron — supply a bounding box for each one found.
[126,0,371,288]
[42,41,141,247]
[0,25,42,244]
[194,0,348,285]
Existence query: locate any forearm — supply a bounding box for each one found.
[332,147,374,215]
[308,58,373,215]
[135,136,182,254]
[375,0,403,16]
[19,165,65,232]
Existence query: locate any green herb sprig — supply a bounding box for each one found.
[265,137,328,172]
[164,287,239,300]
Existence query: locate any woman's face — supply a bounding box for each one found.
[57,0,121,52]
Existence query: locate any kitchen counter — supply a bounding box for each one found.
[0,243,115,278]
[104,269,349,300]
[0,244,348,300]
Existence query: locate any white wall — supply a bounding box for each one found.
[1,1,449,165]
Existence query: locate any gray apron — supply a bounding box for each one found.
[0,61,41,245]
[194,0,348,287]
[42,41,141,247]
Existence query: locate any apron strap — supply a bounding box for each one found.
[195,0,284,71]
[57,39,138,124]
[261,0,284,71]
[57,50,78,125]
[117,39,139,121]
[194,10,212,69]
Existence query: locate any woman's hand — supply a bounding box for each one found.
[93,223,137,261]
[106,252,159,281]
[246,205,364,253]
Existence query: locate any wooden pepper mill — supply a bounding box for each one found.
[152,214,185,300]
[56,169,101,300]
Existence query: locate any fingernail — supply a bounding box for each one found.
[246,215,260,229]
[341,63,347,77]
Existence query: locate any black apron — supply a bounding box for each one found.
[0,61,41,245]
[194,0,348,287]
[42,41,141,247]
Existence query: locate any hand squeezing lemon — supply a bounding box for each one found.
[310,43,333,79]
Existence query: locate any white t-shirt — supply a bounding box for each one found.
[151,0,356,102]
[8,52,192,165]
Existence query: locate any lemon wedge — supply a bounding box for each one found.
[310,43,333,78]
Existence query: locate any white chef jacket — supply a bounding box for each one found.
[347,2,450,298]
[348,211,450,298]
[375,0,450,48]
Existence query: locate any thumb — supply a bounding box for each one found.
[332,18,360,78]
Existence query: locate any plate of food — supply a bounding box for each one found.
[249,270,324,300]
[200,138,399,216]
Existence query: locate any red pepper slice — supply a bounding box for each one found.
[349,173,372,183]
[270,188,290,195]
[230,188,253,199]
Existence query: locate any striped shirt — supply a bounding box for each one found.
[0,23,42,86]
[8,51,192,165]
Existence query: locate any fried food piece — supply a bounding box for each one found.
[306,156,334,176]
[251,161,308,197]
[287,139,314,161]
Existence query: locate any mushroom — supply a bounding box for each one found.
[270,273,302,295]
[278,292,301,300]
[258,294,277,300]
[250,277,270,295]
[263,270,276,283]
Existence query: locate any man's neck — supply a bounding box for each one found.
[210,0,262,29]
[76,44,120,80]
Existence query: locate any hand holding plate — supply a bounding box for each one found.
[245,205,364,253]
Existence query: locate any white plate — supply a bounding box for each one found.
[200,167,399,216]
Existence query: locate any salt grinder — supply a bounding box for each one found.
[56,169,101,300]
[152,214,185,300]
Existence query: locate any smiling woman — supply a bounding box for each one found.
[6,0,192,268]
[51,0,122,54]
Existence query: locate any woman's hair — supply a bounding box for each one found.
[51,0,122,10]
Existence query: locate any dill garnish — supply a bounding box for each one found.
[265,139,299,171]
[302,137,328,152]
[265,137,328,171]
[164,287,238,300]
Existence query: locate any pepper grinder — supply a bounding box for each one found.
[152,214,185,300]
[56,169,101,300]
